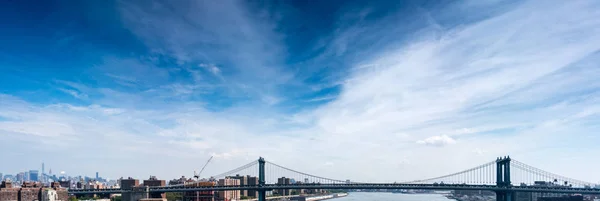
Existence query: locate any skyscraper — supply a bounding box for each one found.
[3,174,13,182]
[96,172,99,180]
[17,172,25,182]
[29,170,39,181]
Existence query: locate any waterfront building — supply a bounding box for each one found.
[247,176,259,197]
[217,178,240,201]
[120,177,139,190]
[182,179,216,201]
[143,176,166,199]
[277,177,291,196]
[227,175,248,197]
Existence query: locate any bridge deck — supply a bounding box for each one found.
[68,184,600,195]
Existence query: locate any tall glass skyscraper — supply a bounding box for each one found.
[29,170,39,181]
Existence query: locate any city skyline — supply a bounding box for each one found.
[1,0,600,183]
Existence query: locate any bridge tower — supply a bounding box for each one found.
[258,157,266,201]
[495,156,514,201]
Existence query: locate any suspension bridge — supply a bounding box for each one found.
[69,156,600,201]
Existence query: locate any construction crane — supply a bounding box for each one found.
[194,156,213,181]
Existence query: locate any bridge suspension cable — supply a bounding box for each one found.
[510,159,594,188]
[404,161,497,185]
[264,160,353,185]
[211,160,259,179]
[168,160,259,187]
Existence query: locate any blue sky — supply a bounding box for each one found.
[1,0,600,183]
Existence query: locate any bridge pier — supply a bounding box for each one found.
[258,157,266,201]
[495,191,515,201]
[122,186,149,201]
[495,156,513,201]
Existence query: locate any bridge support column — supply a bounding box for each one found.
[495,156,513,201]
[122,186,149,201]
[496,156,511,187]
[495,191,515,201]
[258,157,266,201]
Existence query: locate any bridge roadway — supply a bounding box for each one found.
[68,183,600,195]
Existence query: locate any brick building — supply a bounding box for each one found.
[246,177,258,198]
[183,181,215,201]
[51,183,68,201]
[120,178,139,190]
[0,188,18,201]
[0,181,18,201]
[0,181,67,201]
[142,176,166,199]
[216,179,240,201]
[18,187,41,201]
[277,177,291,196]
[55,189,67,201]
[227,175,248,197]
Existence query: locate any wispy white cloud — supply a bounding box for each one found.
[199,63,221,76]
[305,95,337,103]
[309,0,600,181]
[118,0,291,104]
[417,135,456,147]
[59,88,88,99]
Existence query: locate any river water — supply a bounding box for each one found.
[334,193,452,201]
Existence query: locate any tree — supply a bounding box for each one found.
[111,196,122,201]
[166,192,183,201]
[68,196,78,201]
